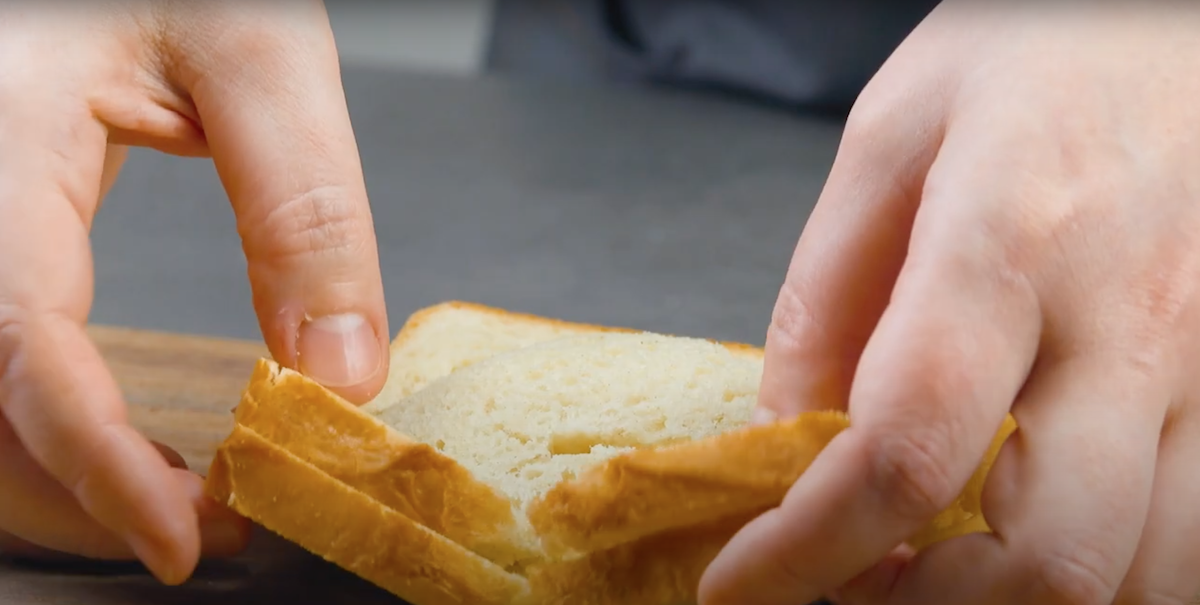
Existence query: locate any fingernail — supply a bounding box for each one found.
[750,407,778,426]
[296,313,382,388]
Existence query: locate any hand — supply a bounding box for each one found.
[700,3,1200,604]
[0,0,391,585]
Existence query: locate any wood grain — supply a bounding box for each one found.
[88,324,268,473]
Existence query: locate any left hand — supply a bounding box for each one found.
[700,3,1200,604]
[0,1,389,582]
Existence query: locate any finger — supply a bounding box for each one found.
[830,546,915,604]
[0,438,186,561]
[0,94,200,583]
[0,433,242,562]
[1113,406,1200,604]
[701,151,1042,605]
[755,74,947,424]
[880,354,1165,605]
[0,311,206,583]
[0,530,58,560]
[160,3,389,403]
[0,421,250,562]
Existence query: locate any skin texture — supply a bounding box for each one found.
[3,1,1199,603]
[0,1,390,585]
[700,3,1200,605]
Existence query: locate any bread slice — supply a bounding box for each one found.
[205,301,1017,605]
[228,359,536,566]
[206,423,533,605]
[359,301,630,414]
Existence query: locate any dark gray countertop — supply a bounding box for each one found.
[90,64,842,346]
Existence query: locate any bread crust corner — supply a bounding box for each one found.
[231,357,536,566]
[204,424,532,605]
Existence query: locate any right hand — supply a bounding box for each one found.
[0,1,392,584]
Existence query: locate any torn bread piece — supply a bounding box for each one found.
[207,420,761,605]
[530,409,1017,557]
[206,423,532,605]
[205,301,1018,605]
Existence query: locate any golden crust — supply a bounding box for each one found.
[395,301,764,359]
[206,301,1019,605]
[527,512,762,605]
[389,301,631,352]
[231,358,534,566]
[529,411,848,557]
[204,424,532,605]
[531,411,1019,558]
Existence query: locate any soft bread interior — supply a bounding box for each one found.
[374,332,761,509]
[361,301,619,413]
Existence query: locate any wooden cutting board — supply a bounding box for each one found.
[0,325,405,605]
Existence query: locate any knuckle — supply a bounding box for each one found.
[839,91,919,172]
[168,4,335,86]
[222,23,294,61]
[863,426,960,522]
[180,8,292,62]
[210,24,313,79]
[1115,340,1167,384]
[1033,543,1120,605]
[841,98,894,149]
[767,284,822,353]
[855,338,982,524]
[241,185,371,266]
[834,96,924,211]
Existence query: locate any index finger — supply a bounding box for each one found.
[700,141,1042,604]
[160,1,390,403]
[0,99,200,582]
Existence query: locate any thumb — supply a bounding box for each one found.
[164,5,389,403]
